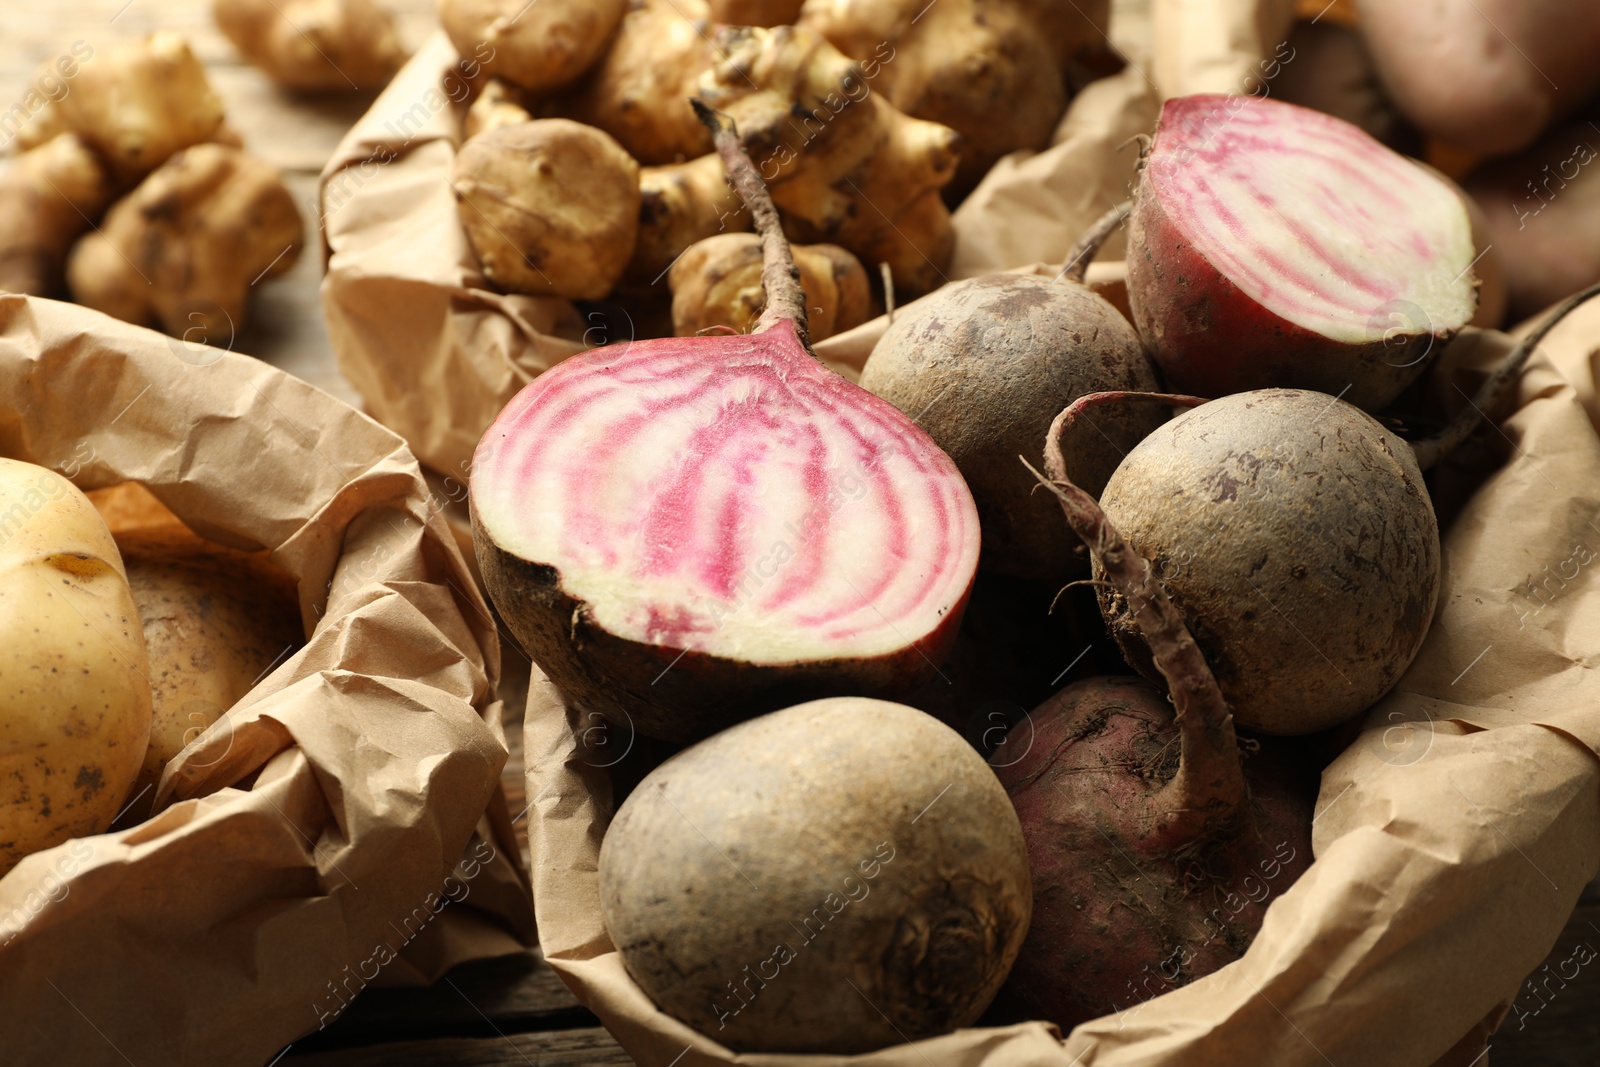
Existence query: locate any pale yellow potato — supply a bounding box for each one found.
[0,459,152,877]
[115,525,303,803]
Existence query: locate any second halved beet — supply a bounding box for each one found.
[471,106,979,743]
[1129,94,1478,410]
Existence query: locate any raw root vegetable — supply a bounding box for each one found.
[800,0,1093,196]
[0,134,114,298]
[669,232,872,340]
[1272,20,1416,153]
[995,449,1314,1029]
[438,0,627,94]
[994,678,1313,1029]
[115,524,303,803]
[1075,388,1440,735]
[860,206,1163,582]
[452,120,641,301]
[21,32,227,185]
[463,78,533,140]
[599,697,1032,1053]
[1128,94,1478,410]
[1354,0,1600,158]
[0,460,152,877]
[628,154,749,287]
[213,0,407,91]
[566,0,717,166]
[67,144,303,343]
[697,25,960,298]
[470,105,979,742]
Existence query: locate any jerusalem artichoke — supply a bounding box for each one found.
[439,0,627,94]
[669,231,872,339]
[67,144,303,343]
[697,25,959,296]
[453,119,641,300]
[0,134,114,297]
[214,0,408,91]
[565,0,718,166]
[629,153,750,286]
[801,0,1088,194]
[26,33,227,185]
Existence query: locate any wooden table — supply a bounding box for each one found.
[3,4,1597,1064]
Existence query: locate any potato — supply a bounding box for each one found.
[0,460,151,876]
[1354,0,1600,157]
[113,524,302,802]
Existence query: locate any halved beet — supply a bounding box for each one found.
[471,105,980,743]
[1129,93,1478,410]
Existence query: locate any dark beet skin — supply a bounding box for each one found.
[1128,186,1440,411]
[992,677,1314,1028]
[860,272,1164,583]
[989,414,1318,1030]
[474,535,969,743]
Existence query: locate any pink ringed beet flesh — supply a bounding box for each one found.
[470,106,980,743]
[1129,93,1478,410]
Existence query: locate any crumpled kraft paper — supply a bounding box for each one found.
[524,314,1600,1066]
[320,31,590,480]
[0,295,535,1067]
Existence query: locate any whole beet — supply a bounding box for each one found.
[1095,388,1440,736]
[993,677,1313,1027]
[992,438,1315,1030]
[861,207,1164,581]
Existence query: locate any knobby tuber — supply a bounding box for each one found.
[628,153,750,287]
[565,0,717,166]
[67,144,303,343]
[23,32,227,185]
[214,0,408,90]
[452,119,641,301]
[439,0,627,94]
[669,231,872,340]
[0,134,114,297]
[463,78,534,140]
[697,25,960,297]
[801,0,1105,195]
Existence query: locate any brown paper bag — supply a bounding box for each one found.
[0,295,535,1066]
[523,308,1600,1063]
[321,31,590,480]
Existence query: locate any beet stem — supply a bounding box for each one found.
[693,100,811,349]
[1411,281,1600,470]
[1045,392,1209,462]
[1024,405,1247,846]
[1059,201,1132,285]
